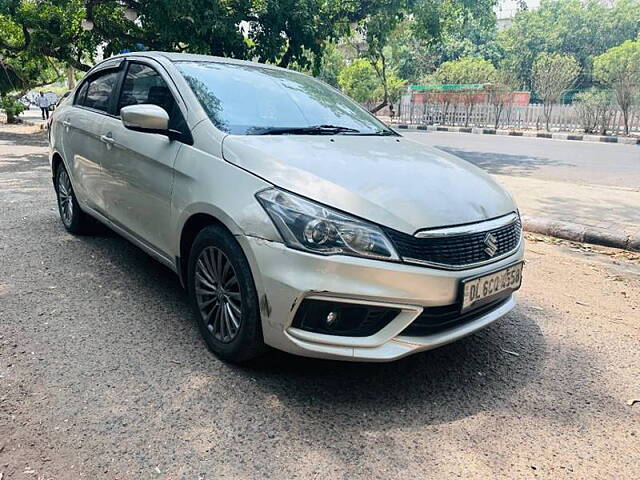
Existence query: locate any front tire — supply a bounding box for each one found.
[188,225,266,363]
[55,164,93,234]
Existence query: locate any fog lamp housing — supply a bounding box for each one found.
[292,299,400,337]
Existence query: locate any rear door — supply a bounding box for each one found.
[61,66,122,214]
[100,60,189,256]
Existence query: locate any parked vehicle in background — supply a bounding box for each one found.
[48,52,524,363]
[20,91,59,110]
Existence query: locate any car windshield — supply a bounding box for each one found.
[175,61,394,136]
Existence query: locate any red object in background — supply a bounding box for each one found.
[410,90,530,106]
[511,91,531,106]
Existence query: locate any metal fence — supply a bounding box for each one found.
[395,95,640,134]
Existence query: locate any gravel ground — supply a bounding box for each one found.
[1,124,639,479]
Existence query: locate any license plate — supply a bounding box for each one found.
[462,262,523,312]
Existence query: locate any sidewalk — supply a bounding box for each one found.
[21,107,49,127]
[0,107,49,128]
[494,175,640,251]
[393,123,640,145]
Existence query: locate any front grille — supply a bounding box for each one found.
[401,297,510,336]
[384,217,521,269]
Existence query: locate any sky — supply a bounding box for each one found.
[496,0,541,19]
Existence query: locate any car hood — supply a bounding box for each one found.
[222,134,516,234]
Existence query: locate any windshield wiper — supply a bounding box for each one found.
[357,129,398,136]
[252,124,362,135]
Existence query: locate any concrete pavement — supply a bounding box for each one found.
[20,107,49,127]
[405,131,640,251]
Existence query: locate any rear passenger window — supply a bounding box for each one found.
[118,63,185,131]
[80,70,119,112]
[75,81,89,105]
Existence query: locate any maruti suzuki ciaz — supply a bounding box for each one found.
[49,52,524,363]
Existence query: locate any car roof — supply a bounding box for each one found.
[105,51,290,73]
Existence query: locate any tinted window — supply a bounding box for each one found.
[118,63,184,131]
[75,81,89,105]
[82,71,119,112]
[175,61,390,135]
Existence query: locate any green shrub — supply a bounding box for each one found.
[0,95,26,123]
[574,89,615,135]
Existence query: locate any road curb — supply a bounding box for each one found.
[521,216,640,252]
[394,124,640,145]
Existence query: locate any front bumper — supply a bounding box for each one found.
[239,235,525,362]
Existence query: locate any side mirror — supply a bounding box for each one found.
[121,104,170,135]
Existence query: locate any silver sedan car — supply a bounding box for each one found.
[49,52,524,363]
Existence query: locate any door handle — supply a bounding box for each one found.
[100,134,116,148]
[62,120,71,128]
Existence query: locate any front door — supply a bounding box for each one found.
[100,62,187,256]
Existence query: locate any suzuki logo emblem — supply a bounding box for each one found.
[484,233,498,257]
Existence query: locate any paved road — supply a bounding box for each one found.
[405,131,640,237]
[404,131,640,189]
[1,124,640,479]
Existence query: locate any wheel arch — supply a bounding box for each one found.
[50,151,65,189]
[178,212,235,287]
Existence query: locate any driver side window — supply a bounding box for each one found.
[118,63,186,132]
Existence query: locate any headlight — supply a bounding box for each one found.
[256,188,399,261]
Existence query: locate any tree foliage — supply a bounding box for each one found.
[0,0,360,79]
[0,93,25,122]
[337,59,379,104]
[432,56,497,85]
[436,56,497,126]
[531,52,580,130]
[574,88,615,135]
[594,39,640,135]
[352,0,497,112]
[486,67,521,129]
[0,0,99,71]
[316,43,346,88]
[499,0,640,90]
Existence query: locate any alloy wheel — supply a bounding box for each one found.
[57,169,74,227]
[195,246,242,343]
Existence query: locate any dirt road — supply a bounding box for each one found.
[1,124,639,479]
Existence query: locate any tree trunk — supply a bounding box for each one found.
[622,108,630,135]
[67,67,75,90]
[494,104,503,130]
[465,103,475,128]
[370,100,388,114]
[278,45,293,68]
[544,103,553,131]
[369,52,389,117]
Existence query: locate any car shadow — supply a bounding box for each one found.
[0,128,48,147]
[233,304,546,429]
[72,224,549,430]
[435,145,574,176]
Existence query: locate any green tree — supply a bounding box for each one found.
[574,88,615,135]
[337,58,379,104]
[487,66,520,129]
[594,39,640,135]
[432,56,496,85]
[0,0,100,72]
[499,0,640,90]
[352,0,497,113]
[0,93,25,122]
[432,57,496,126]
[0,0,359,77]
[317,43,346,88]
[531,52,580,131]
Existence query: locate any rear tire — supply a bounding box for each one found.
[188,225,266,363]
[55,164,93,234]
